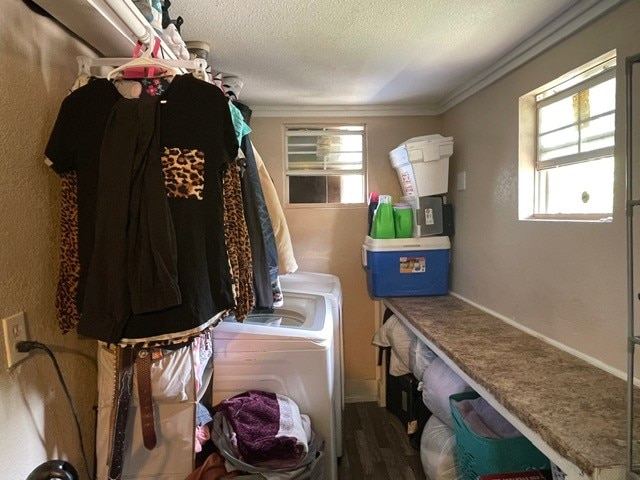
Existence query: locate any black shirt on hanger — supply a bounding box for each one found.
[46,74,238,343]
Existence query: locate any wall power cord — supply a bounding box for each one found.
[17,340,93,480]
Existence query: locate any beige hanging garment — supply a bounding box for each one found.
[251,144,298,274]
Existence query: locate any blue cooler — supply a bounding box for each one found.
[362,236,450,297]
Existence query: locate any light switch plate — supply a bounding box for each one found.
[457,171,467,191]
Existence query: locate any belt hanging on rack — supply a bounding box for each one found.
[136,347,157,450]
[108,345,158,480]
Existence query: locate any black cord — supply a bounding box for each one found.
[17,341,93,480]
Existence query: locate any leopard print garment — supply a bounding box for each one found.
[161,147,205,200]
[222,157,254,321]
[56,172,81,333]
[54,146,252,331]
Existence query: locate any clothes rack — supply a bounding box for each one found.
[626,50,640,479]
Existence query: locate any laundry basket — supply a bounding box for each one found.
[450,391,550,480]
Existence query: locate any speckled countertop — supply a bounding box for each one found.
[384,295,639,479]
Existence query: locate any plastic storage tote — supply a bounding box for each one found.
[449,391,551,480]
[362,236,450,297]
[389,134,454,197]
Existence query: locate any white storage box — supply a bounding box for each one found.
[390,135,454,197]
[362,236,450,297]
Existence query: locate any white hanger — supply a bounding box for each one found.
[106,38,180,80]
[77,56,208,79]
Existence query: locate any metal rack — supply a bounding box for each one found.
[626,50,640,480]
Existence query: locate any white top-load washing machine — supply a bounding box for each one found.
[212,291,338,480]
[279,272,344,458]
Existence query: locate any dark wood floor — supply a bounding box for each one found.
[338,402,426,479]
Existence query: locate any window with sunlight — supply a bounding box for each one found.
[534,55,616,218]
[285,126,365,205]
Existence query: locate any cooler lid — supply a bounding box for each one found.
[363,235,450,252]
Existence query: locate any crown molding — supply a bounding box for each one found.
[250,103,438,118]
[253,0,626,118]
[436,0,627,113]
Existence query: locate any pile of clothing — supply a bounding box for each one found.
[188,391,323,480]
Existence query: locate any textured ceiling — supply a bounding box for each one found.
[172,0,583,110]
[34,0,622,112]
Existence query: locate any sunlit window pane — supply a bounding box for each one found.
[339,175,364,203]
[539,126,578,160]
[286,126,365,204]
[588,78,616,116]
[289,174,364,204]
[537,157,613,214]
[580,113,615,152]
[539,96,574,134]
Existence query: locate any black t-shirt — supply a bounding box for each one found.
[46,74,238,341]
[46,79,122,311]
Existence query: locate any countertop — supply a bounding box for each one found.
[384,295,640,479]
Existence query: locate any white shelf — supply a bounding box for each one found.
[33,0,177,59]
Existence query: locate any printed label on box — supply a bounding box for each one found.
[424,208,434,225]
[400,171,414,195]
[399,257,426,273]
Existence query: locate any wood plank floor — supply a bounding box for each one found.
[338,402,426,480]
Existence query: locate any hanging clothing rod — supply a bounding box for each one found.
[102,0,178,60]
[104,0,155,46]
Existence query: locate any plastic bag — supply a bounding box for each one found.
[409,336,437,380]
[421,357,473,427]
[372,314,414,376]
[420,415,460,480]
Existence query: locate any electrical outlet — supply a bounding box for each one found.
[2,312,29,368]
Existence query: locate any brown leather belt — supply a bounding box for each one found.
[136,347,157,450]
[108,346,158,480]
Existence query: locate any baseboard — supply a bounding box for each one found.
[344,379,378,403]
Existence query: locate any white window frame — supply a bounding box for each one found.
[518,50,616,222]
[284,124,367,207]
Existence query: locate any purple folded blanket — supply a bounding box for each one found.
[214,390,309,468]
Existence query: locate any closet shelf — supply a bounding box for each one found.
[32,0,177,59]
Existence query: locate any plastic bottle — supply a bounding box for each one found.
[371,195,395,239]
[367,192,379,236]
[393,203,414,238]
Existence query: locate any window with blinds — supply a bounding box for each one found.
[285,126,365,204]
[534,55,616,216]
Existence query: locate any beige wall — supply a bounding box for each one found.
[442,0,640,374]
[0,1,97,478]
[3,1,637,476]
[251,116,441,395]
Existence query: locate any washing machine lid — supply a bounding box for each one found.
[214,292,333,342]
[280,271,342,305]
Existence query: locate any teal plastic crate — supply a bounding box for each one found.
[450,391,550,480]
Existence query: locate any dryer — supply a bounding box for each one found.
[279,272,344,458]
[212,291,337,480]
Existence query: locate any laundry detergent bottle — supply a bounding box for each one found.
[367,192,379,236]
[371,194,395,239]
[393,202,414,238]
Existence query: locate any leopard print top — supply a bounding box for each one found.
[55,157,255,331]
[222,157,254,321]
[161,147,205,200]
[56,172,81,333]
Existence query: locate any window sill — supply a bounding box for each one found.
[284,203,367,209]
[520,214,613,223]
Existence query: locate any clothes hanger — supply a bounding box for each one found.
[77,55,208,79]
[106,36,180,80]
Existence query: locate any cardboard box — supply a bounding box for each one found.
[362,236,450,297]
